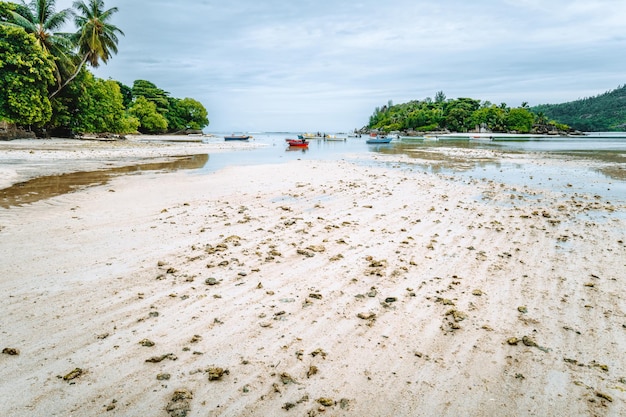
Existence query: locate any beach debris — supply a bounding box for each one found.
[297,248,315,257]
[309,293,322,300]
[166,389,192,417]
[310,348,327,358]
[189,334,202,343]
[472,289,483,296]
[436,297,455,306]
[2,347,19,355]
[157,373,171,381]
[63,367,83,381]
[595,391,613,402]
[280,372,297,385]
[307,365,318,378]
[384,297,397,303]
[139,338,155,347]
[590,361,609,372]
[507,337,520,346]
[205,277,219,285]
[445,309,467,322]
[104,399,117,411]
[357,312,376,321]
[145,353,177,363]
[306,245,326,253]
[366,256,387,268]
[317,397,334,407]
[518,306,528,313]
[522,335,538,347]
[207,367,228,381]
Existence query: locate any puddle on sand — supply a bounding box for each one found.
[0,154,208,209]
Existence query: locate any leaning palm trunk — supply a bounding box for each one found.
[49,54,88,98]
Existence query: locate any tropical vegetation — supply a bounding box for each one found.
[0,0,209,137]
[532,85,626,132]
[368,92,568,134]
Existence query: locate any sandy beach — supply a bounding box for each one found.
[1,137,625,416]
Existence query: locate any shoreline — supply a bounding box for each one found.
[0,138,625,416]
[0,135,266,190]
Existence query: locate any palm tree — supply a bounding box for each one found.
[49,0,124,98]
[2,0,74,89]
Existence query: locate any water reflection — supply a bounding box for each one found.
[0,154,208,208]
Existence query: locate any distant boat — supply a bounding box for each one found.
[302,133,322,139]
[365,135,393,144]
[325,136,346,141]
[285,138,309,147]
[224,134,250,141]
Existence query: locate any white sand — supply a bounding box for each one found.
[0,138,625,416]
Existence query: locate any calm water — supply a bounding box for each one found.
[197,133,626,203]
[2,133,624,208]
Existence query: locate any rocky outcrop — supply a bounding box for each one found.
[0,121,35,140]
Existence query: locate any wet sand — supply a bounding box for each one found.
[1,137,625,416]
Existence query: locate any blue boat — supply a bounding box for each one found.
[224,135,250,141]
[365,135,393,144]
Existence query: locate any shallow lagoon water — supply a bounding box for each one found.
[199,133,626,204]
[1,133,624,208]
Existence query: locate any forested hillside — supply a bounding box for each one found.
[532,85,626,131]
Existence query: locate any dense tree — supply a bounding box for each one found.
[0,25,55,125]
[506,107,535,133]
[49,68,137,134]
[131,80,209,132]
[131,80,169,114]
[74,72,137,133]
[116,80,132,108]
[367,94,571,133]
[128,96,168,134]
[532,85,626,131]
[1,1,209,136]
[1,0,74,89]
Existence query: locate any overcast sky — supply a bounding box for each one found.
[54,0,626,132]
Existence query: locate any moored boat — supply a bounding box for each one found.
[365,135,393,144]
[285,138,309,147]
[224,134,251,141]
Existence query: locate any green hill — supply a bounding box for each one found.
[532,85,626,132]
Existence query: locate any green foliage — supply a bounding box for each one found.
[116,81,132,108]
[0,1,209,136]
[532,85,626,131]
[75,73,138,133]
[132,80,169,113]
[131,80,209,132]
[165,97,208,131]
[506,108,535,133]
[129,96,168,134]
[50,69,138,134]
[368,93,573,133]
[470,105,506,131]
[1,0,75,89]
[0,25,55,125]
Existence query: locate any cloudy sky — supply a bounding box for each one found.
[54,0,626,132]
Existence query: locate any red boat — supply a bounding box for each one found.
[285,138,309,147]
